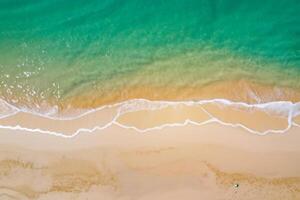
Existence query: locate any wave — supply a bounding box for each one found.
[1,97,300,119]
[0,98,300,137]
[0,99,19,119]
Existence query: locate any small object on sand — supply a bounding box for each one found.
[234,183,239,188]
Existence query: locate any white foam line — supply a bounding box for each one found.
[0,99,20,119]
[293,122,300,128]
[1,98,300,120]
[199,107,292,135]
[0,125,74,138]
[113,106,293,136]
[113,118,217,133]
[0,109,297,138]
[0,98,124,121]
[0,111,19,120]
[0,112,122,138]
[0,98,300,138]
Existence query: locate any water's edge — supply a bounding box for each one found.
[0,98,299,138]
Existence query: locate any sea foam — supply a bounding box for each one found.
[0,98,300,138]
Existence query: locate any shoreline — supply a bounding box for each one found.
[2,79,300,114]
[0,123,300,199]
[1,97,300,199]
[0,98,299,137]
[1,88,300,199]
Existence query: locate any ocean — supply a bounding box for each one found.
[0,0,299,114]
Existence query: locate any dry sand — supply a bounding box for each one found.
[0,104,300,200]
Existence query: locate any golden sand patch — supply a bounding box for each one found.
[0,156,118,199]
[201,103,288,132]
[117,104,211,129]
[0,115,300,199]
[47,159,117,193]
[206,162,300,200]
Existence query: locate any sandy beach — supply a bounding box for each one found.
[0,102,299,200]
[1,1,300,199]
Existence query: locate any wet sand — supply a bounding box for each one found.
[3,79,300,112]
[61,79,300,109]
[0,98,296,135]
[0,104,300,200]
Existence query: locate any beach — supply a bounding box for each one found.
[1,0,300,199]
[0,102,300,200]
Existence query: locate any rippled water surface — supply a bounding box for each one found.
[0,0,299,111]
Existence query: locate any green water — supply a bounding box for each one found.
[0,0,299,108]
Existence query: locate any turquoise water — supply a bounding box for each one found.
[0,0,299,109]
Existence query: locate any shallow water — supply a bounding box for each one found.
[0,0,299,112]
